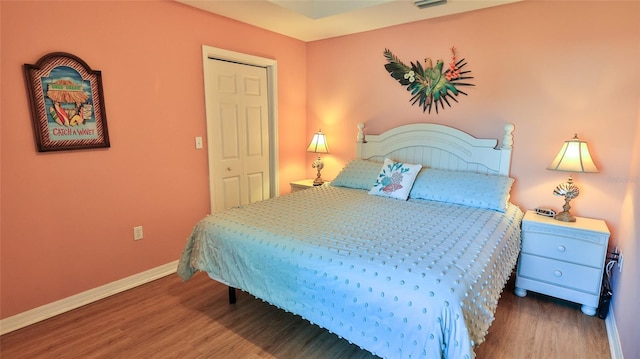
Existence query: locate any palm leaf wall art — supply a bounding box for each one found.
[383,47,474,113]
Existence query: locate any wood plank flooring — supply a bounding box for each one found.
[0,272,609,358]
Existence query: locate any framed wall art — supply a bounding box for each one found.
[24,52,110,152]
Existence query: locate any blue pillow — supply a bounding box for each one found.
[409,168,514,212]
[331,159,382,190]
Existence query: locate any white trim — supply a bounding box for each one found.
[0,261,178,335]
[606,308,624,359]
[201,45,280,206]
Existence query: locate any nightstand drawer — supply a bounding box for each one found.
[518,254,601,294]
[521,231,605,268]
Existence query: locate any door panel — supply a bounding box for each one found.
[247,172,265,203]
[246,106,264,156]
[221,177,241,209]
[243,76,262,96]
[219,104,239,159]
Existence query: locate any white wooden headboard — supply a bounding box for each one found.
[355,123,514,176]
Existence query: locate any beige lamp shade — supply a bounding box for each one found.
[547,134,599,173]
[307,130,329,154]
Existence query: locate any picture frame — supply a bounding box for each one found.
[24,52,110,152]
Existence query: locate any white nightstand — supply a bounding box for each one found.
[515,210,610,315]
[289,179,330,193]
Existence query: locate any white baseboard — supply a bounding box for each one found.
[606,307,624,359]
[0,260,178,336]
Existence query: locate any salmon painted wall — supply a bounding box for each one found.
[307,1,638,229]
[0,0,307,318]
[306,1,639,355]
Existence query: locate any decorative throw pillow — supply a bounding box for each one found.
[368,158,422,200]
[409,168,514,212]
[331,159,382,190]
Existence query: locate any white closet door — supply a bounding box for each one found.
[205,59,270,212]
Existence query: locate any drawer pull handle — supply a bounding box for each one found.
[557,245,566,252]
[554,270,563,277]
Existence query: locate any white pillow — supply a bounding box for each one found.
[409,168,514,212]
[368,158,422,200]
[331,159,382,190]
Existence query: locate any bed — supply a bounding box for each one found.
[178,122,523,359]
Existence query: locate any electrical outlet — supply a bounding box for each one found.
[618,252,623,272]
[133,226,144,240]
[612,246,624,272]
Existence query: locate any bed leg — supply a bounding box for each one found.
[228,286,237,304]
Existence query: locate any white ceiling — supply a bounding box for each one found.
[176,0,522,42]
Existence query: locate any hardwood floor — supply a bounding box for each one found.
[0,272,609,358]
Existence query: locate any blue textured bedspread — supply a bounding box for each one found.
[178,185,523,359]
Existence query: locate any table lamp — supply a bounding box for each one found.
[547,134,599,222]
[307,129,329,186]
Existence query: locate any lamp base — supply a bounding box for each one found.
[313,170,324,186]
[554,210,576,222]
[312,156,324,186]
[553,179,579,222]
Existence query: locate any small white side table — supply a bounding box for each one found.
[289,179,329,193]
[515,210,610,315]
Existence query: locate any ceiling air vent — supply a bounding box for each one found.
[413,0,447,9]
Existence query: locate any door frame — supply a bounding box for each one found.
[201,45,279,212]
